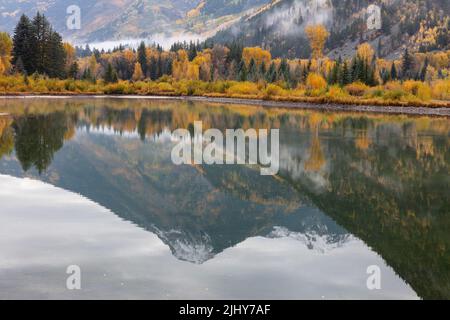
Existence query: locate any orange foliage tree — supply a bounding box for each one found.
[305,24,329,59]
[242,47,272,67]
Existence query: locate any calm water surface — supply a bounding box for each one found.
[0,98,448,300]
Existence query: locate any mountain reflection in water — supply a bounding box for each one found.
[0,98,448,299]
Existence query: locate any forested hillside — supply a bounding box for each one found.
[211,0,450,58]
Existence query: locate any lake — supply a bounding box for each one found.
[0,98,448,300]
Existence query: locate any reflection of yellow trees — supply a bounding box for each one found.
[0,115,11,135]
[355,125,372,151]
[355,132,372,150]
[0,115,13,158]
[0,98,449,140]
[304,134,325,172]
[63,125,76,141]
[304,118,326,172]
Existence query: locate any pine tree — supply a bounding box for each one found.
[149,57,158,80]
[259,61,267,79]
[390,63,397,80]
[46,30,66,78]
[237,60,247,81]
[401,48,414,80]
[266,62,277,83]
[68,62,79,79]
[329,61,340,85]
[278,59,290,85]
[104,63,117,83]
[12,15,34,73]
[248,58,257,82]
[14,56,26,75]
[137,41,148,77]
[340,61,351,86]
[13,13,66,77]
[419,57,429,82]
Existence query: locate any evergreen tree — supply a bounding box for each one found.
[278,59,290,85]
[13,13,66,77]
[259,61,267,79]
[266,62,277,83]
[237,60,247,81]
[401,48,414,79]
[14,56,26,75]
[68,62,79,79]
[137,41,148,77]
[188,42,197,61]
[340,61,351,86]
[390,62,397,80]
[12,15,34,73]
[419,57,429,82]
[46,30,66,78]
[104,63,118,83]
[248,58,257,82]
[149,57,158,80]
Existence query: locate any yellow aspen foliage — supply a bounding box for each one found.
[132,62,144,81]
[193,50,212,81]
[63,42,76,70]
[0,32,12,75]
[322,58,335,77]
[186,63,200,81]
[304,135,325,172]
[305,24,329,59]
[172,49,200,81]
[357,43,375,64]
[172,51,188,81]
[123,49,135,63]
[89,55,99,77]
[0,59,5,75]
[306,73,327,91]
[177,49,189,62]
[309,59,319,72]
[242,47,271,67]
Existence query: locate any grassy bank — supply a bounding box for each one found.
[1,75,449,108]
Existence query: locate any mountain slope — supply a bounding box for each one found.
[0,0,272,43]
[210,0,450,58]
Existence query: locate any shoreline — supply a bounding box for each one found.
[1,94,450,117]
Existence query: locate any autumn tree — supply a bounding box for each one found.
[63,43,76,74]
[305,24,329,60]
[132,62,144,81]
[242,47,271,67]
[0,32,12,75]
[357,43,375,64]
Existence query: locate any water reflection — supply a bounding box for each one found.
[0,98,448,299]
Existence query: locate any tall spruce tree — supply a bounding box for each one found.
[137,41,148,77]
[390,62,398,80]
[401,48,414,80]
[12,13,66,78]
[12,15,34,73]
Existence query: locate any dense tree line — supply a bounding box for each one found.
[12,13,66,78]
[0,15,448,93]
